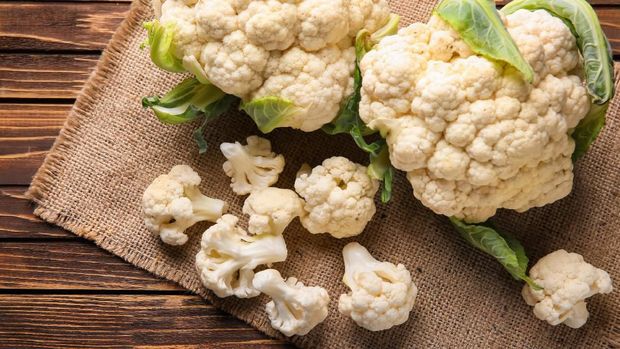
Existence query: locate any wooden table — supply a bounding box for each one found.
[0,1,618,348]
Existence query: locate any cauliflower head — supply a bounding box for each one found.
[195,214,288,298]
[253,269,330,336]
[338,242,418,331]
[522,250,613,328]
[142,165,228,245]
[359,10,591,223]
[294,156,379,238]
[242,187,304,235]
[155,0,391,131]
[220,135,285,195]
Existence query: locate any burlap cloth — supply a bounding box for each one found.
[26,0,619,347]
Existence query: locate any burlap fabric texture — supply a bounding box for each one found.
[27,0,619,347]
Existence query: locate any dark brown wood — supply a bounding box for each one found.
[0,54,99,99]
[0,241,182,290]
[0,104,68,185]
[0,186,73,238]
[0,2,129,51]
[0,294,291,348]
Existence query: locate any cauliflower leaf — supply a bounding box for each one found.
[141,20,185,73]
[240,97,304,134]
[501,0,615,159]
[450,217,541,290]
[435,0,534,83]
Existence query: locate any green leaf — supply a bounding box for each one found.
[142,20,185,73]
[192,95,239,154]
[501,0,615,159]
[240,96,303,134]
[370,13,401,45]
[435,0,534,83]
[141,77,226,124]
[368,143,394,203]
[449,217,542,290]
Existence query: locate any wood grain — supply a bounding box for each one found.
[0,2,129,51]
[0,241,181,290]
[0,186,72,238]
[0,104,68,185]
[0,294,291,348]
[0,54,99,99]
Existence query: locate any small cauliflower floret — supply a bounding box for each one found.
[359,10,591,223]
[152,0,392,131]
[242,187,304,235]
[338,242,418,331]
[195,214,288,298]
[253,269,329,336]
[142,165,228,246]
[294,157,379,238]
[220,136,285,195]
[522,250,613,328]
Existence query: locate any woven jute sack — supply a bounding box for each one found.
[27,0,619,347]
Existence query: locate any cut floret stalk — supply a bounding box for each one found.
[501,0,615,159]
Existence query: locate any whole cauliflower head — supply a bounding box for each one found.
[142,165,228,245]
[294,157,379,238]
[195,214,288,298]
[522,250,613,328]
[359,10,591,223]
[157,0,391,131]
[253,269,330,336]
[242,187,304,235]
[338,242,418,331]
[220,135,285,195]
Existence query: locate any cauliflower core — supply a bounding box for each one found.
[242,187,304,235]
[522,250,613,328]
[294,157,379,238]
[253,269,330,336]
[220,135,285,195]
[158,0,391,131]
[142,165,228,245]
[195,214,288,298]
[359,10,591,223]
[338,242,418,331]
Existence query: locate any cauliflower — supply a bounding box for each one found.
[522,250,613,328]
[253,269,330,336]
[294,156,379,238]
[148,0,392,132]
[195,214,288,298]
[142,165,228,245]
[359,10,592,223]
[242,187,304,235]
[338,242,418,331]
[220,135,285,195]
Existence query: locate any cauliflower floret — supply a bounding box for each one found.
[195,214,288,298]
[220,136,285,195]
[359,10,591,223]
[522,250,613,328]
[294,157,379,238]
[253,269,329,336]
[155,0,392,131]
[252,46,356,132]
[142,165,228,245]
[242,187,304,235]
[338,242,418,331]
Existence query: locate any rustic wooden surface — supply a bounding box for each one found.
[0,1,617,348]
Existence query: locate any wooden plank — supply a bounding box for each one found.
[0,54,98,99]
[0,186,73,238]
[0,104,69,185]
[0,2,129,51]
[0,294,291,348]
[0,241,182,290]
